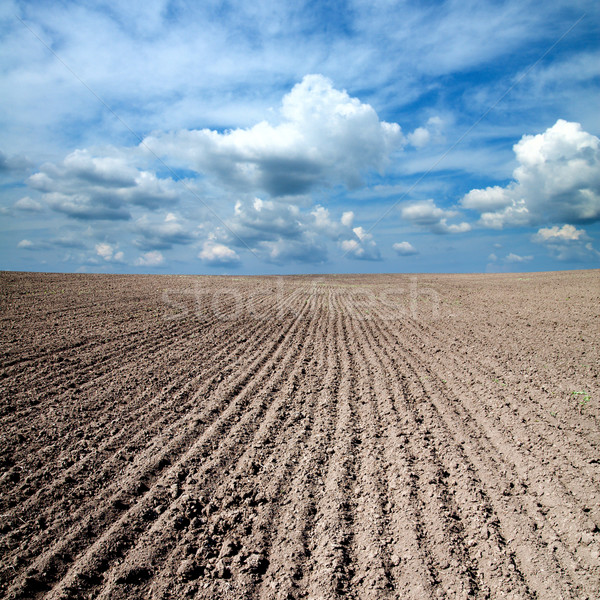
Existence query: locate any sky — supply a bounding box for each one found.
[1,0,599,275]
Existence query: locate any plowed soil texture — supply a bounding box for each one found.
[0,270,599,600]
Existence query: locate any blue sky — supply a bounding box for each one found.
[1,0,599,274]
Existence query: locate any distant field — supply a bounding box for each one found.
[0,270,598,599]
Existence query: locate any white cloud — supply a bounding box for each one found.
[225,198,329,264]
[135,250,165,267]
[17,239,34,248]
[401,199,471,234]
[200,196,380,264]
[532,223,599,262]
[461,120,600,228]
[533,224,586,242]
[407,127,430,148]
[230,198,305,245]
[341,239,361,253]
[143,75,403,197]
[198,241,240,266]
[478,201,530,230]
[14,196,43,211]
[95,242,124,263]
[27,149,179,220]
[462,185,512,212]
[340,226,380,261]
[43,192,131,221]
[353,226,370,242]
[133,213,194,250]
[393,241,418,256]
[407,116,444,148]
[505,253,533,263]
[95,243,113,259]
[341,211,354,228]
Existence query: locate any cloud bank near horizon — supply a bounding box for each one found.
[2,0,599,273]
[9,98,600,271]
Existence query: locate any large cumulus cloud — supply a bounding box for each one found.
[461,120,600,228]
[142,74,403,197]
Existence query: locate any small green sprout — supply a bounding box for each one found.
[572,391,591,414]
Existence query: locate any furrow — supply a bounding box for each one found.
[255,289,343,599]
[335,293,396,598]
[339,291,460,596]
[370,310,592,598]
[4,289,311,599]
[386,314,600,590]
[30,284,316,600]
[1,304,273,515]
[110,284,328,600]
[400,316,600,496]
[304,290,360,600]
[0,313,273,588]
[350,298,529,598]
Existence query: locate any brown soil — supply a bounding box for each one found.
[0,270,598,600]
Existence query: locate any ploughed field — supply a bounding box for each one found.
[0,270,599,600]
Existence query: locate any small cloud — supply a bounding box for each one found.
[14,196,43,212]
[198,241,240,266]
[46,192,131,221]
[407,127,430,148]
[17,239,34,249]
[341,239,360,252]
[505,252,533,263]
[341,211,354,228]
[95,243,113,259]
[133,212,194,250]
[401,199,471,234]
[393,241,418,256]
[488,252,498,261]
[341,227,381,261]
[26,148,178,221]
[407,116,445,148]
[96,243,125,263]
[533,224,586,242]
[352,226,371,242]
[462,185,513,212]
[223,198,333,264]
[135,250,165,267]
[532,223,598,261]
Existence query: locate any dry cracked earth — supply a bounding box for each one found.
[0,270,599,599]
